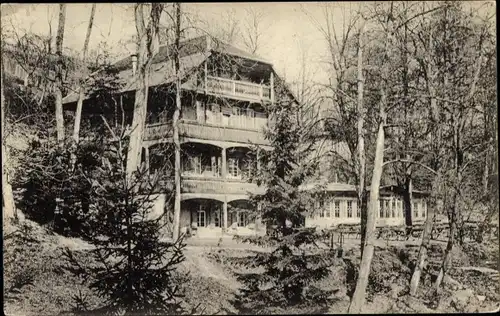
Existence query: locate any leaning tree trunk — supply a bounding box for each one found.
[409,175,440,296]
[1,57,16,222]
[72,3,96,144]
[172,2,182,241]
[54,4,67,146]
[348,120,385,314]
[126,3,163,177]
[434,36,483,290]
[356,20,367,256]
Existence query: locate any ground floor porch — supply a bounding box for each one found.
[151,193,266,238]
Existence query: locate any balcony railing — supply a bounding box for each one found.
[150,175,264,196]
[144,120,269,145]
[206,76,272,102]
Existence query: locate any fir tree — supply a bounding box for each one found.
[235,82,337,314]
[63,133,189,315]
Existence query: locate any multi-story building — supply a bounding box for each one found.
[62,35,282,238]
[62,35,428,239]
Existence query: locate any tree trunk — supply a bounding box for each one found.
[54,4,67,145]
[72,3,96,144]
[409,80,440,294]
[172,3,182,241]
[409,176,440,296]
[126,4,163,177]
[1,57,16,222]
[357,20,367,255]
[348,121,385,314]
[403,177,413,227]
[434,201,457,290]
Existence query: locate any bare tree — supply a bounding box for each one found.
[54,4,67,145]
[348,3,394,312]
[72,3,97,144]
[307,3,369,251]
[1,56,16,222]
[172,2,182,241]
[433,2,488,290]
[126,3,164,177]
[240,6,268,55]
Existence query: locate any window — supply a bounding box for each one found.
[416,202,421,218]
[334,200,341,218]
[247,109,255,129]
[423,201,427,218]
[243,158,254,179]
[347,201,353,218]
[319,200,325,218]
[186,155,202,174]
[412,202,416,218]
[391,199,396,218]
[231,107,242,127]
[214,207,221,227]
[237,212,247,227]
[228,158,240,178]
[211,104,222,124]
[355,200,360,218]
[211,156,221,177]
[384,200,390,218]
[197,206,206,227]
[379,200,384,218]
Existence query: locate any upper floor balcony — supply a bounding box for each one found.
[205,76,272,103]
[144,119,269,145]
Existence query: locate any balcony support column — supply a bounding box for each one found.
[221,147,227,179]
[223,198,228,233]
[145,146,150,175]
[257,148,261,171]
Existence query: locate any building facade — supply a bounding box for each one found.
[62,35,428,239]
[304,183,428,229]
[63,35,279,238]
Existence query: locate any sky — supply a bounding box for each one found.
[1,2,494,86]
[0,2,350,85]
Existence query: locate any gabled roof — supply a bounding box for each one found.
[300,182,357,192]
[62,35,273,105]
[300,181,430,196]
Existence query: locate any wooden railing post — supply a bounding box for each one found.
[204,61,208,94]
[221,147,227,179]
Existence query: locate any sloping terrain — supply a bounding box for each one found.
[3,217,499,315]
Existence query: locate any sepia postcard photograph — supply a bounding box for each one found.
[1,2,498,315]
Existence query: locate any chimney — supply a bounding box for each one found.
[131,54,138,75]
[206,35,212,51]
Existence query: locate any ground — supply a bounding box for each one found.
[3,217,499,315]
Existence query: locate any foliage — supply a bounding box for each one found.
[61,134,190,315]
[234,83,336,313]
[13,137,103,237]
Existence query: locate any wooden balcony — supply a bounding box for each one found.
[144,120,269,145]
[151,175,264,196]
[182,177,264,195]
[206,76,272,103]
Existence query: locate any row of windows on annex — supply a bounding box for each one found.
[313,198,428,219]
